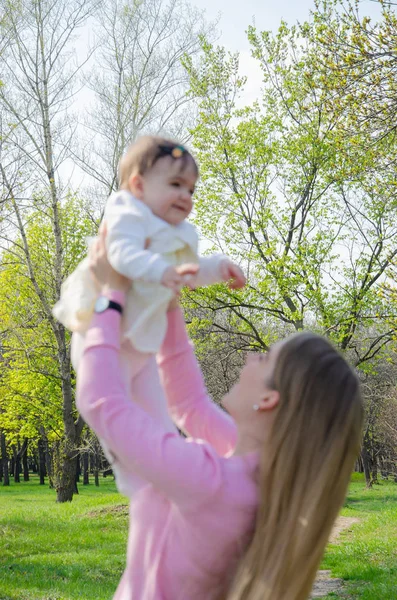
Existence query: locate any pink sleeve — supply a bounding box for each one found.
[157,308,237,456]
[76,308,224,509]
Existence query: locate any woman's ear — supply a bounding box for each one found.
[258,390,279,412]
[128,173,144,199]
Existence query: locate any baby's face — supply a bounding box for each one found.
[136,156,197,225]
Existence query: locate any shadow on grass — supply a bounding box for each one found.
[0,550,123,600]
[345,494,397,507]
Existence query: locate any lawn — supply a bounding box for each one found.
[0,472,396,600]
[0,475,127,600]
[322,473,397,599]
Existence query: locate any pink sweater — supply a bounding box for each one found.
[76,304,259,600]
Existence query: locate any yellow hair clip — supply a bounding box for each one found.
[171,145,184,158]
[158,144,186,160]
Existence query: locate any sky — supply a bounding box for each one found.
[68,0,383,188]
[191,0,382,50]
[194,0,317,50]
[73,0,385,120]
[191,0,323,103]
[181,0,382,106]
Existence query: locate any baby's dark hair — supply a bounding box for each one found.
[118,135,199,189]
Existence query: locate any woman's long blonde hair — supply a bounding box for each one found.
[224,332,363,600]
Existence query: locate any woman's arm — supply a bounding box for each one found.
[157,307,237,456]
[76,306,224,509]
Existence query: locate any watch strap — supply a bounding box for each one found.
[107,299,123,314]
[95,295,124,315]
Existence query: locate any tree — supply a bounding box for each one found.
[181,20,397,490]
[183,32,397,367]
[313,0,397,146]
[0,430,10,486]
[73,0,215,214]
[0,190,94,500]
[184,303,247,404]
[0,0,97,501]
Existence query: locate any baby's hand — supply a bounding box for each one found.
[161,264,199,294]
[220,260,246,289]
[161,266,185,293]
[175,262,200,289]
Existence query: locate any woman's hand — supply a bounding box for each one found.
[89,224,131,294]
[167,263,199,311]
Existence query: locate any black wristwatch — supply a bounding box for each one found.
[94,296,123,315]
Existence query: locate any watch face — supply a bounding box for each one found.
[95,296,109,313]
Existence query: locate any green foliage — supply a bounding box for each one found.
[0,194,95,446]
[184,17,397,367]
[313,0,397,147]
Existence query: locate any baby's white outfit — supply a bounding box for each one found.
[53,190,227,496]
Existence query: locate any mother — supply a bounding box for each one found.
[76,233,363,600]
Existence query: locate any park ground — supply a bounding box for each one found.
[0,472,396,600]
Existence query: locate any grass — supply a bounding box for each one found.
[0,475,127,600]
[322,473,397,599]
[0,472,396,599]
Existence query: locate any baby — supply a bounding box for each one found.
[54,135,245,494]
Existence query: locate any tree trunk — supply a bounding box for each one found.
[38,438,46,485]
[83,451,89,485]
[31,456,38,473]
[53,440,78,502]
[13,445,21,483]
[94,439,100,487]
[372,458,378,485]
[44,440,54,489]
[52,335,84,501]
[75,454,81,483]
[1,432,9,486]
[13,438,28,483]
[355,455,364,473]
[361,446,373,488]
[22,440,29,481]
[13,456,20,481]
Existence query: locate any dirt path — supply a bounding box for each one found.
[310,516,360,599]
